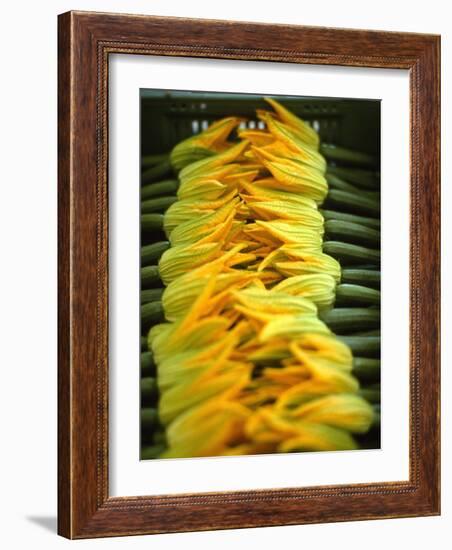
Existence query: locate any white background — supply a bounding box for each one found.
[0,1,449,549]
[110,56,409,496]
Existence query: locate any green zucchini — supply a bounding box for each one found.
[141,288,164,304]
[171,146,216,172]
[141,153,169,168]
[141,265,161,288]
[326,174,380,200]
[326,173,363,194]
[141,377,158,403]
[323,241,380,265]
[327,166,380,190]
[141,443,166,460]
[372,405,381,428]
[141,336,148,352]
[141,352,155,377]
[324,220,380,247]
[141,408,159,430]
[141,213,164,232]
[352,329,380,336]
[320,308,380,333]
[359,384,381,404]
[141,179,179,200]
[321,209,380,230]
[141,301,165,328]
[320,143,377,167]
[349,265,380,270]
[141,241,170,265]
[324,189,380,217]
[141,196,178,214]
[142,159,173,185]
[352,358,380,382]
[335,284,380,307]
[341,269,380,289]
[153,429,167,445]
[339,336,380,357]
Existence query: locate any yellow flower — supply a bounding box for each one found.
[156,302,252,425]
[150,316,230,362]
[232,287,318,316]
[289,394,374,434]
[258,245,341,282]
[258,392,374,452]
[290,334,353,371]
[167,198,239,245]
[278,423,358,452]
[252,220,323,249]
[263,97,320,148]
[256,115,326,173]
[273,366,358,411]
[159,360,251,425]
[170,117,244,171]
[271,273,337,309]
[177,178,228,201]
[247,201,324,231]
[238,129,274,147]
[164,189,237,235]
[254,155,328,202]
[258,315,331,342]
[162,270,258,321]
[158,242,223,284]
[161,400,251,458]
[240,180,318,209]
[179,140,249,182]
[244,407,362,451]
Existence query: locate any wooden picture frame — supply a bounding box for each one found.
[58,10,440,539]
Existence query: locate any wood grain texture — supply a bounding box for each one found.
[57,10,440,539]
[57,10,72,538]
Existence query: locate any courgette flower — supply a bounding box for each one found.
[170,117,244,172]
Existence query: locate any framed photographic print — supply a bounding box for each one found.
[58,11,440,538]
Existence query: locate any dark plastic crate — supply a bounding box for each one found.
[140,90,380,158]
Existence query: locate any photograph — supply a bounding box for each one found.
[139,90,381,460]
